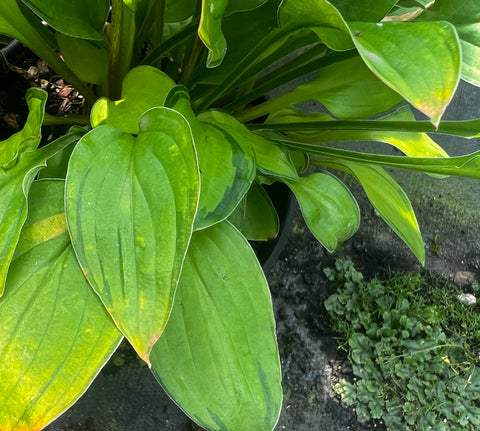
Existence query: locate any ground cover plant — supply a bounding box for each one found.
[325,260,480,431]
[1,0,480,430]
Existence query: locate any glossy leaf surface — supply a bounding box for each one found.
[323,162,425,263]
[200,110,298,179]
[421,0,480,87]
[278,0,353,51]
[20,0,109,40]
[66,108,199,363]
[285,172,359,252]
[0,180,122,431]
[151,221,282,431]
[166,86,256,230]
[91,66,176,133]
[350,21,461,126]
[329,0,397,21]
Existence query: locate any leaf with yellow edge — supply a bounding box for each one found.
[0,180,122,431]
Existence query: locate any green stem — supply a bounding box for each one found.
[108,0,136,99]
[43,113,90,126]
[247,119,480,138]
[180,34,204,86]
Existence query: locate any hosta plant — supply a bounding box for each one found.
[1,0,480,430]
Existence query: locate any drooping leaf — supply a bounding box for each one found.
[349,21,461,126]
[0,180,122,431]
[90,66,176,133]
[321,161,425,263]
[200,110,298,178]
[0,109,84,297]
[166,86,256,230]
[278,0,353,51]
[421,0,480,87]
[0,87,46,168]
[267,106,449,158]
[284,172,360,252]
[151,221,282,431]
[260,55,404,120]
[228,181,279,241]
[66,108,199,364]
[20,0,109,40]
[198,0,229,67]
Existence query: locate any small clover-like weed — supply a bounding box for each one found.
[325,260,480,431]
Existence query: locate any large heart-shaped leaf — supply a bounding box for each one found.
[284,172,360,252]
[151,221,282,431]
[66,107,199,364]
[20,0,109,40]
[0,180,122,430]
[166,86,256,230]
[90,66,176,133]
[349,21,461,126]
[421,0,480,87]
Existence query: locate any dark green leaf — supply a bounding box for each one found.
[66,108,199,364]
[151,221,282,431]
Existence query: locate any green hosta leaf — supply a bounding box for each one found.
[165,0,198,21]
[0,87,46,168]
[349,21,461,126]
[91,66,176,133]
[329,0,398,21]
[264,55,403,120]
[151,221,282,431]
[66,108,199,364]
[284,172,360,252]
[267,106,449,158]
[228,181,279,241]
[421,0,480,87]
[200,110,298,179]
[278,0,353,50]
[20,0,109,40]
[56,33,109,85]
[324,162,425,263]
[0,110,83,298]
[166,86,256,230]
[0,180,122,431]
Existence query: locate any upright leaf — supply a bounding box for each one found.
[151,221,282,431]
[66,108,199,364]
[284,172,360,252]
[0,93,83,297]
[20,0,109,40]
[349,21,461,126]
[0,180,122,431]
[90,66,176,133]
